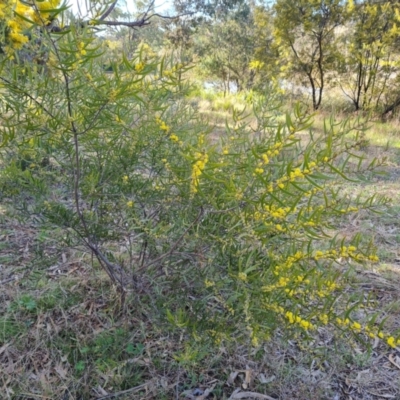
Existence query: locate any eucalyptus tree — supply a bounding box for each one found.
[336,0,400,112]
[193,13,257,93]
[274,0,344,110]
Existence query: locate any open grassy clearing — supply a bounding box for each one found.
[1,109,400,400]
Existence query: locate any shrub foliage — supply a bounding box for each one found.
[0,1,398,350]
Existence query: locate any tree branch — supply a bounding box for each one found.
[48,7,193,33]
[137,207,204,272]
[98,0,118,22]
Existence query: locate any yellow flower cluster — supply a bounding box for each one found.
[319,314,329,325]
[135,61,145,73]
[35,0,60,12]
[265,205,291,219]
[155,117,181,143]
[312,246,378,264]
[204,279,215,288]
[0,3,7,19]
[339,245,378,262]
[162,62,185,78]
[313,249,340,260]
[261,248,345,302]
[273,251,305,275]
[249,60,264,71]
[337,318,400,348]
[1,0,60,51]
[275,163,316,189]
[285,311,314,330]
[139,42,156,58]
[198,134,205,146]
[262,252,308,293]
[160,121,169,131]
[78,41,87,56]
[262,154,269,164]
[253,204,293,228]
[238,272,247,282]
[266,304,399,349]
[267,142,283,157]
[253,146,277,175]
[190,151,208,194]
[155,117,170,132]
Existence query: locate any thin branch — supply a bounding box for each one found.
[49,10,193,32]
[41,13,129,289]
[98,0,118,21]
[93,19,151,27]
[137,207,204,272]
[151,13,186,20]
[78,101,110,135]
[0,276,19,285]
[0,76,56,120]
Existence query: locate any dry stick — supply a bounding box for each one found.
[48,4,191,33]
[137,207,204,272]
[97,381,154,399]
[228,389,277,400]
[0,276,19,285]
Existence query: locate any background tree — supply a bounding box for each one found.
[172,0,251,20]
[249,4,280,91]
[335,0,400,111]
[274,0,344,110]
[193,14,256,93]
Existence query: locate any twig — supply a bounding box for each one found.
[0,76,56,120]
[138,207,204,272]
[42,24,128,289]
[0,276,18,285]
[48,9,192,33]
[228,389,277,400]
[96,381,152,399]
[97,0,118,22]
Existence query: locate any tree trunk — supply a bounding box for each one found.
[382,97,400,117]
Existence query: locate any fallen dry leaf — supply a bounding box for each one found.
[181,383,216,399]
[0,342,10,356]
[242,368,253,390]
[227,371,240,386]
[54,364,68,380]
[257,373,275,384]
[93,385,108,396]
[228,388,276,400]
[197,383,216,399]
[387,354,400,370]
